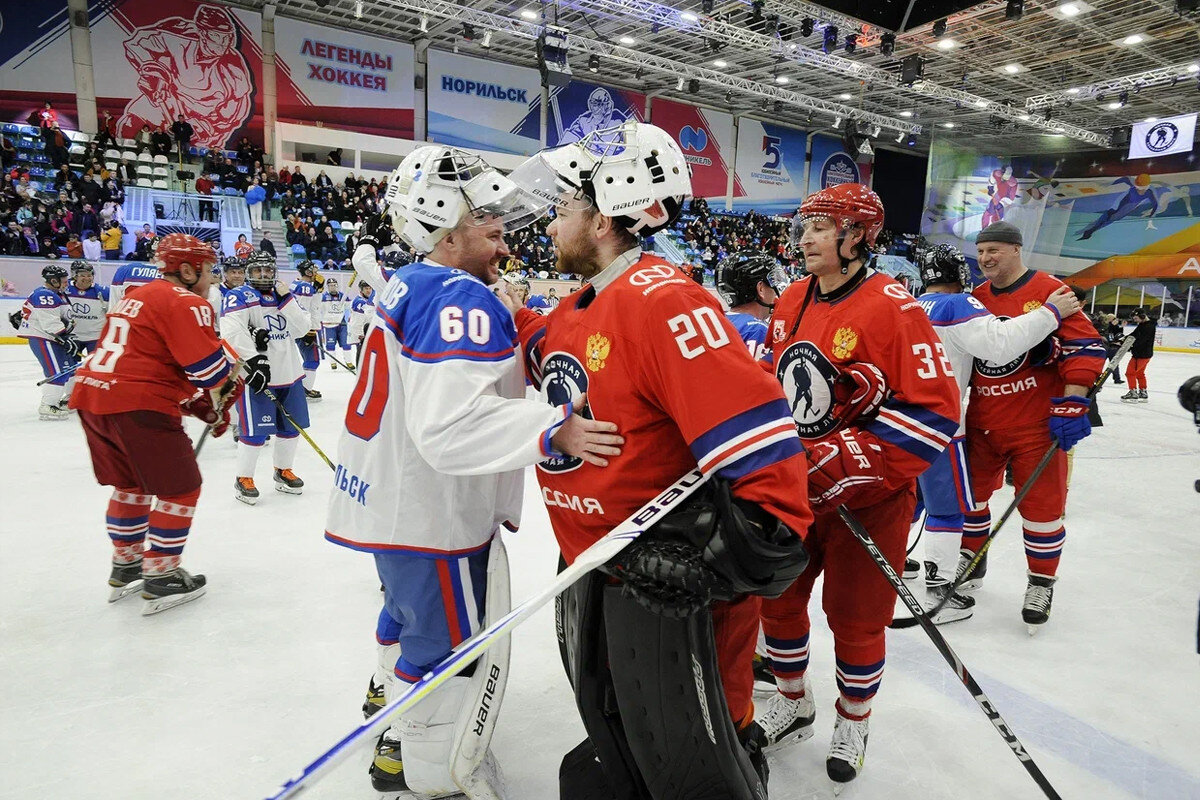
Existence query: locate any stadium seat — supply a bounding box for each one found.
[152,166,169,176]
[152,179,169,190]
[136,178,152,187]
[236,164,248,174]
[20,125,38,136]
[121,150,137,161]
[291,244,307,256]
[1,123,16,133]
[32,154,49,164]
[29,167,45,178]
[105,162,118,172]
[137,152,153,164]
[104,149,121,160]
[29,181,42,191]
[136,164,153,176]
[340,220,355,230]
[312,207,324,216]
[121,138,137,149]
[153,154,168,164]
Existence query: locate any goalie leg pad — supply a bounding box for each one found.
[450,534,512,800]
[603,585,768,800]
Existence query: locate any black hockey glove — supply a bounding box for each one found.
[299,331,318,347]
[8,310,21,330]
[252,327,271,353]
[244,354,271,394]
[359,213,394,250]
[56,335,81,358]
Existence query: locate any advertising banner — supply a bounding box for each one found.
[0,0,263,148]
[731,119,807,214]
[1130,112,1197,161]
[533,79,645,148]
[426,50,542,155]
[274,16,414,139]
[807,134,873,195]
[650,98,743,202]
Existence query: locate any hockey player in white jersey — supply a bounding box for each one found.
[906,243,1081,623]
[347,280,375,368]
[715,250,791,361]
[108,260,161,308]
[351,212,412,296]
[222,251,314,504]
[17,264,80,419]
[288,260,324,401]
[316,276,352,369]
[324,145,623,800]
[65,261,109,353]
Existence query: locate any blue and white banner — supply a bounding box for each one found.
[807,134,871,195]
[731,119,808,213]
[426,50,543,156]
[1129,113,1197,161]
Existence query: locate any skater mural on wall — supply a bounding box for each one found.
[922,136,1200,276]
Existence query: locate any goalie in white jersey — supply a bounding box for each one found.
[324,145,623,799]
[907,244,1081,624]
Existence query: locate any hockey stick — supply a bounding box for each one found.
[263,468,709,800]
[926,334,1135,619]
[262,387,335,471]
[826,499,1063,799]
[318,343,356,374]
[36,360,80,386]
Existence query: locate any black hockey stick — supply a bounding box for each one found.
[262,387,336,471]
[319,344,356,374]
[36,361,80,386]
[926,334,1136,619]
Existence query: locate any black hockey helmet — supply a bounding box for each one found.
[296,259,318,279]
[70,259,94,275]
[1178,375,1200,414]
[245,250,276,292]
[920,243,972,288]
[42,264,68,283]
[222,256,246,272]
[716,250,791,308]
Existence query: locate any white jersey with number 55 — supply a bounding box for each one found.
[324,260,570,555]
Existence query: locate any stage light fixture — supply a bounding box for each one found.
[724,91,734,103]
[688,78,701,94]
[906,133,917,147]
[823,25,839,54]
[635,67,645,80]
[1118,91,1129,106]
[844,34,857,54]
[773,100,783,114]
[750,0,764,23]
[900,54,925,85]
[354,0,363,19]
[880,33,895,56]
[832,116,842,129]
[800,17,815,37]
[314,0,328,7]
[1005,0,1024,21]
[588,54,600,72]
[481,30,492,48]
[702,0,713,12]
[419,15,428,32]
[896,131,906,143]
[766,14,779,35]
[932,18,948,37]
[462,23,476,40]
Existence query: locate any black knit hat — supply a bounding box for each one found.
[975,221,1023,246]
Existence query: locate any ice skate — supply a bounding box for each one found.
[274,468,304,495]
[369,730,409,794]
[827,712,869,790]
[38,403,70,421]
[1120,390,1139,403]
[1137,389,1148,403]
[756,679,816,749]
[902,557,920,580]
[331,361,338,371]
[141,567,207,615]
[955,548,988,593]
[1022,571,1057,635]
[363,676,386,719]
[107,561,143,602]
[752,651,777,693]
[927,583,975,624]
[235,476,259,505]
[304,388,322,402]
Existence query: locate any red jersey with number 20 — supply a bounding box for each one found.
[514,252,812,564]
[968,269,1106,432]
[70,279,232,417]
[765,269,961,504]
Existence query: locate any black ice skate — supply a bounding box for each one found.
[827,712,869,792]
[902,557,920,580]
[1022,572,1057,635]
[108,560,144,603]
[141,568,207,615]
[304,388,322,402]
[362,676,386,719]
[369,731,408,793]
[274,468,304,495]
[235,476,259,506]
[956,548,988,593]
[1137,389,1149,403]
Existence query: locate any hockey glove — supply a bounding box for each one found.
[1028,335,1063,367]
[244,354,271,394]
[181,389,235,438]
[805,428,886,511]
[56,335,81,358]
[831,362,887,425]
[607,538,724,618]
[8,310,21,330]
[252,327,271,353]
[1049,395,1091,451]
[299,331,318,347]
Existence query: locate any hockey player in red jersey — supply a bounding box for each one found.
[756,183,961,787]
[963,221,1106,632]
[505,121,812,800]
[71,233,242,615]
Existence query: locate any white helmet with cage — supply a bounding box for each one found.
[384,146,547,254]
[510,121,692,236]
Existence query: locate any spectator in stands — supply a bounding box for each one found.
[233,232,253,258]
[327,147,343,166]
[195,173,217,222]
[314,223,340,261]
[46,124,69,169]
[100,199,121,227]
[315,170,333,190]
[76,203,100,238]
[65,233,83,259]
[135,123,153,154]
[53,164,75,190]
[83,230,102,261]
[1,135,16,169]
[3,221,22,255]
[119,158,136,185]
[259,235,276,258]
[170,115,193,156]
[235,136,261,165]
[245,178,266,230]
[96,110,117,150]
[150,124,172,157]
[277,166,292,190]
[21,225,41,255]
[104,179,124,208]
[38,100,58,148]
[291,165,308,190]
[78,172,102,208]
[40,235,59,258]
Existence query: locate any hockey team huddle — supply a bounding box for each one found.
[15,120,1108,799]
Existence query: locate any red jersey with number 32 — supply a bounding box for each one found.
[765,269,961,503]
[71,279,232,417]
[514,253,812,564]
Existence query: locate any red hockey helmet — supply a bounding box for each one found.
[156,233,217,274]
[795,183,885,248]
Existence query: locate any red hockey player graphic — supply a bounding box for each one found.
[982,165,1019,227]
[117,5,252,149]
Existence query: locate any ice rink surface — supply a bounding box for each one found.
[1,345,1198,800]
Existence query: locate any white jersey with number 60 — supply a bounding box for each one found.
[324,259,570,555]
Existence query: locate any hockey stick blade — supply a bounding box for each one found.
[263,468,710,800]
[926,334,1135,619]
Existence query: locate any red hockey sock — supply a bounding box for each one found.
[106,488,152,564]
[143,488,201,576]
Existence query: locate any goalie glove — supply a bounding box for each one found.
[244,354,271,394]
[8,310,22,330]
[805,428,886,511]
[831,362,887,424]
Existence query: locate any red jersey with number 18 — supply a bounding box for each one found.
[513,252,812,564]
[71,279,232,417]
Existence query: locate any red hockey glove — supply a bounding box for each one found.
[181,393,230,437]
[831,362,887,424]
[804,428,886,511]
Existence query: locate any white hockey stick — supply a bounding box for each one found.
[264,467,709,800]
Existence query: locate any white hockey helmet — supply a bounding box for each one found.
[510,121,692,236]
[384,146,547,254]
